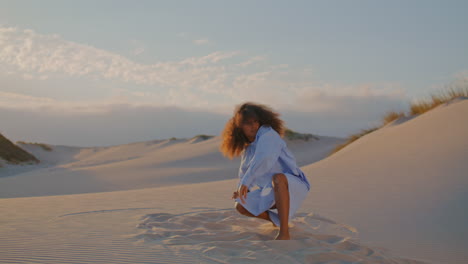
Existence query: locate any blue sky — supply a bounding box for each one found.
[1,0,467,146]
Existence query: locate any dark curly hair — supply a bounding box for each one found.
[219,102,285,159]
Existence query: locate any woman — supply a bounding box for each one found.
[220,102,311,240]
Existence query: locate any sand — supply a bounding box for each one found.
[1,98,467,263]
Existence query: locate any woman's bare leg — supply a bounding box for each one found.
[235,203,277,226]
[272,173,290,240]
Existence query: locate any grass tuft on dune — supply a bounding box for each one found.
[192,134,215,140]
[284,128,319,141]
[0,133,40,165]
[329,83,468,156]
[17,141,53,151]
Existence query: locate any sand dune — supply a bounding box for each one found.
[0,98,466,263]
[0,133,343,198]
[301,98,468,263]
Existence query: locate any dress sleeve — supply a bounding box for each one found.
[239,129,285,188]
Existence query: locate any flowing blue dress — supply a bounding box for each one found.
[234,125,311,226]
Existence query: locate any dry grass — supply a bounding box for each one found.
[328,82,467,157]
[17,141,53,151]
[0,134,40,165]
[410,85,468,115]
[193,134,215,140]
[382,111,407,126]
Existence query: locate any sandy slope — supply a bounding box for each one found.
[0,99,466,263]
[301,98,468,263]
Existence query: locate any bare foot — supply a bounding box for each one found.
[274,232,290,240]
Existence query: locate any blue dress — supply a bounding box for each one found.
[234,125,311,226]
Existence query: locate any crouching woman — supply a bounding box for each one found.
[220,102,311,240]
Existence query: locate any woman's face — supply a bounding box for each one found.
[241,118,260,143]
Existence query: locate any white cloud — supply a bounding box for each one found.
[178,51,240,66]
[236,56,266,67]
[291,83,408,115]
[0,27,233,88]
[0,91,109,114]
[0,88,410,147]
[133,47,144,55]
[0,26,409,120]
[0,91,55,105]
[193,38,210,45]
[177,32,212,45]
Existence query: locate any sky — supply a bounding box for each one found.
[1,0,467,147]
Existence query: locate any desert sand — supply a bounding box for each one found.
[1,98,467,264]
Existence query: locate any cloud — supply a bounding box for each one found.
[193,38,210,45]
[177,32,212,45]
[0,91,56,109]
[236,56,266,67]
[0,91,127,114]
[0,27,234,89]
[0,89,409,147]
[129,39,145,55]
[0,27,251,109]
[0,103,230,147]
[0,26,411,134]
[452,69,467,79]
[292,83,408,113]
[178,51,240,66]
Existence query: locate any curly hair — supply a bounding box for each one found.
[219,102,285,159]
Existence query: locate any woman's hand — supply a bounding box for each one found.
[237,184,248,204]
[232,191,239,199]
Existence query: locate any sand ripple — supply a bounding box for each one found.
[135,210,430,264]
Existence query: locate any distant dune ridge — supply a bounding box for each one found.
[0,128,340,197]
[0,98,467,264]
[0,133,39,167]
